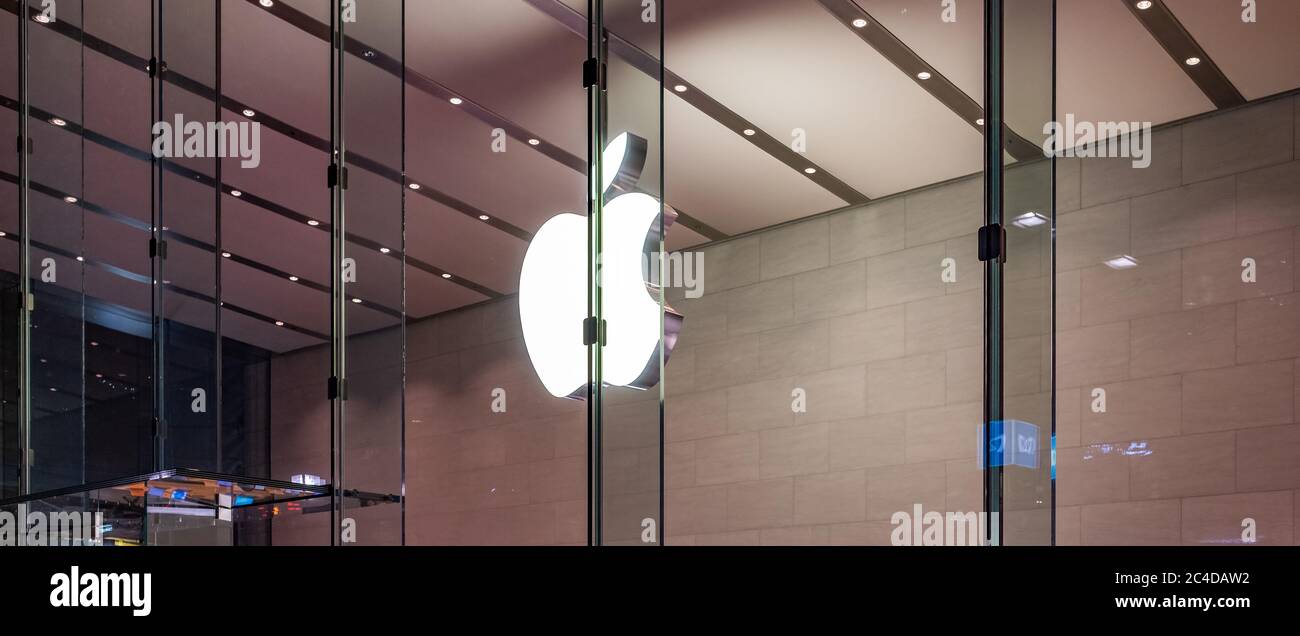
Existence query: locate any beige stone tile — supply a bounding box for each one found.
[1131,177,1236,256]
[1130,432,1235,500]
[700,235,760,293]
[904,289,982,355]
[726,377,797,433]
[760,525,831,546]
[1237,424,1300,491]
[1058,157,1083,214]
[944,232,983,294]
[726,478,794,530]
[529,456,585,504]
[1005,508,1054,546]
[665,441,696,490]
[664,347,696,396]
[1182,360,1295,434]
[1056,444,1130,506]
[904,174,982,247]
[1057,506,1082,546]
[828,198,905,264]
[725,278,794,336]
[1182,229,1294,308]
[665,484,728,536]
[1057,200,1130,272]
[755,320,830,380]
[866,242,947,309]
[1081,375,1182,444]
[760,422,829,479]
[670,291,727,347]
[827,416,906,471]
[1235,161,1300,236]
[793,260,867,321]
[1182,491,1294,546]
[945,458,981,513]
[694,432,760,485]
[692,530,762,546]
[905,402,981,464]
[1005,390,1064,446]
[865,462,947,521]
[1079,250,1182,325]
[1182,96,1294,183]
[1006,336,1047,397]
[796,364,867,423]
[1057,386,1084,448]
[1296,359,1300,425]
[1057,321,1130,388]
[1236,292,1300,363]
[694,335,761,390]
[1006,158,1056,220]
[1081,500,1181,545]
[665,390,727,442]
[761,218,828,280]
[794,470,868,525]
[827,520,896,546]
[1057,269,1082,330]
[1130,304,1235,378]
[867,353,946,414]
[1006,275,1053,339]
[827,305,906,367]
[1081,127,1183,207]
[945,345,981,405]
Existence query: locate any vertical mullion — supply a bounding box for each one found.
[17,0,31,496]
[329,0,346,547]
[982,0,1005,547]
[586,0,606,547]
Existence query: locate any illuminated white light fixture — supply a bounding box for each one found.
[1184,56,1201,66]
[288,275,299,282]
[242,108,256,117]
[916,71,932,80]
[33,14,50,24]
[259,0,274,7]
[221,251,232,258]
[852,18,868,28]
[408,183,421,190]
[76,256,85,262]
[976,118,985,126]
[742,128,755,136]
[379,247,391,254]
[479,215,491,221]
[63,196,78,204]
[441,273,452,279]
[275,321,285,327]
[449,97,463,105]
[1011,211,1049,229]
[528,138,541,146]
[804,167,817,175]
[1135,1,1153,9]
[1104,255,1140,270]
[230,190,242,197]
[351,298,363,304]
[49,117,67,127]
[519,132,682,399]
[673,84,687,93]
[307,219,320,226]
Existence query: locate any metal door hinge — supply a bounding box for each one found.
[978,223,1006,263]
[327,164,348,189]
[328,376,348,401]
[583,316,606,346]
[149,238,167,259]
[582,58,605,90]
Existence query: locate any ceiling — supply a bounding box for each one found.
[1,0,1298,358]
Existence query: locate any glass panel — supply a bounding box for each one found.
[340,0,404,545]
[597,0,664,545]
[0,0,21,500]
[1000,0,1055,545]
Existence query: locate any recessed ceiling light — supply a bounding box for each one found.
[1011,211,1049,229]
[379,247,391,254]
[1184,56,1201,66]
[76,256,85,262]
[33,14,50,24]
[1135,1,1153,9]
[0,231,6,237]
[804,167,817,175]
[351,297,363,303]
[1104,255,1140,270]
[63,196,78,204]
[259,0,274,7]
[479,215,490,221]
[307,219,320,226]
[288,275,299,282]
[242,108,256,117]
[230,190,242,197]
[976,118,985,126]
[449,97,463,105]
[221,251,232,258]
[742,128,756,136]
[441,273,452,279]
[916,71,932,80]
[363,50,376,58]
[95,373,103,379]
[673,85,688,93]
[90,341,98,347]
[851,18,868,28]
[49,117,66,127]
[408,183,421,190]
[274,321,285,327]
[528,138,541,146]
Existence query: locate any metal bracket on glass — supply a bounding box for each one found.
[327,164,348,190]
[977,223,1006,263]
[583,316,606,346]
[148,238,168,260]
[582,57,605,90]
[328,376,348,401]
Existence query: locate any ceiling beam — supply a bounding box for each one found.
[1121,0,1245,109]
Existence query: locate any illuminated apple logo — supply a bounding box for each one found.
[519,132,683,399]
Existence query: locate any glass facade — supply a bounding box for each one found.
[2,0,1298,547]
